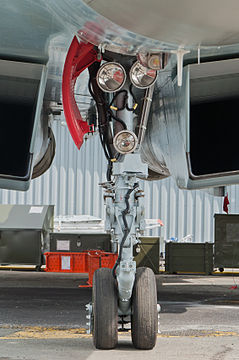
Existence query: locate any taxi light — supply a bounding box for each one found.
[113,130,138,154]
[96,62,126,92]
[148,54,162,70]
[147,53,170,70]
[137,52,170,70]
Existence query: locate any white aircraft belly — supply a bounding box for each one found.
[83,0,239,47]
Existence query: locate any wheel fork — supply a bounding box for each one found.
[103,158,148,315]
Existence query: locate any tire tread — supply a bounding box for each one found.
[131,267,157,349]
[93,268,118,349]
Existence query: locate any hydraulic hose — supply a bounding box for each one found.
[112,182,139,277]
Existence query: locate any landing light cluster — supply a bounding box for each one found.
[96,58,160,155]
[96,61,157,93]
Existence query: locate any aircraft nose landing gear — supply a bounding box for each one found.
[85,59,159,349]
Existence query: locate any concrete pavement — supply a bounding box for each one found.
[0,271,239,359]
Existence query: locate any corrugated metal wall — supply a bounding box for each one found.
[0,117,235,243]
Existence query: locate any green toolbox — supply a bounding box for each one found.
[133,236,160,274]
[165,242,213,274]
[214,214,239,270]
[0,205,54,267]
[49,232,112,252]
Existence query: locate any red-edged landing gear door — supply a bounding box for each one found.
[62,36,100,149]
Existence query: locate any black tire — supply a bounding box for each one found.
[35,265,42,272]
[93,268,118,349]
[131,267,158,350]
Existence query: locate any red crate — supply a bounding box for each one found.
[44,251,117,287]
[44,252,88,273]
[87,251,118,286]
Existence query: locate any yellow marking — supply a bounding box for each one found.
[214,300,239,304]
[1,327,239,340]
[0,327,87,340]
[158,331,239,338]
[110,106,118,111]
[214,272,239,275]
[0,265,37,270]
[111,158,117,162]
[169,272,208,275]
[133,103,138,110]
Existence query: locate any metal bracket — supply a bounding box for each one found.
[112,154,148,177]
[85,302,93,334]
[157,304,161,334]
[170,48,190,87]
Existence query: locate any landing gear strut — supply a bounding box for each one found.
[91,169,159,349]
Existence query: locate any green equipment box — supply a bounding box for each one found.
[0,205,54,267]
[165,242,213,274]
[134,236,160,274]
[49,232,112,252]
[214,214,239,269]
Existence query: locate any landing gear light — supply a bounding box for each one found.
[96,62,126,92]
[113,130,138,154]
[130,61,157,89]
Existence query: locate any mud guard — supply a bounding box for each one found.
[62,36,100,149]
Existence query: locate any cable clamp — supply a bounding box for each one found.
[110,105,118,111]
[98,42,107,54]
[144,97,152,102]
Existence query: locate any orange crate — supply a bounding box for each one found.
[87,251,118,286]
[44,250,118,286]
[44,252,88,273]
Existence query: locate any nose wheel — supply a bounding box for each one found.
[131,267,158,349]
[92,266,158,350]
[92,267,118,349]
